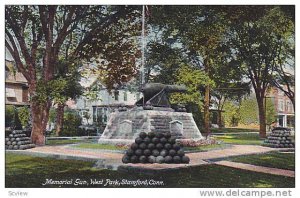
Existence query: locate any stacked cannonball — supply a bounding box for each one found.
[5,130,35,150]
[122,132,190,164]
[263,128,294,148]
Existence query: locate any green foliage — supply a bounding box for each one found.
[5,105,15,127]
[239,97,259,125]
[265,98,277,126]
[60,110,82,137]
[48,108,57,124]
[223,101,240,127]
[170,65,212,107]
[17,106,30,128]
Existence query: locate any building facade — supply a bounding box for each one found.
[71,87,141,126]
[267,86,294,129]
[5,60,29,106]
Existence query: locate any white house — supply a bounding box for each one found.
[67,76,141,126]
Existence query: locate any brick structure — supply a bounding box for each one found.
[266,86,294,129]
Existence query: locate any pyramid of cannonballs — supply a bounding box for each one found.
[263,127,294,148]
[5,130,35,150]
[122,132,190,164]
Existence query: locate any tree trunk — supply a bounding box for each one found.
[55,103,65,136]
[257,96,266,138]
[30,102,46,145]
[217,110,222,128]
[204,84,211,136]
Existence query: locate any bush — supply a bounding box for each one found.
[5,105,22,129]
[5,105,15,128]
[17,106,30,128]
[60,111,82,137]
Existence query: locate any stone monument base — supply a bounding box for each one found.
[98,107,203,144]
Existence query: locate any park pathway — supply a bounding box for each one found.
[215,160,295,177]
[7,144,293,175]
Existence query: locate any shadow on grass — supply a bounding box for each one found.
[227,151,295,171]
[5,153,294,188]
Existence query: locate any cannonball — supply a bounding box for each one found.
[173,143,181,150]
[12,141,17,145]
[139,132,147,139]
[177,149,185,157]
[9,134,13,138]
[156,156,165,164]
[143,149,152,156]
[16,138,20,141]
[148,132,155,138]
[160,137,167,144]
[152,149,160,157]
[155,132,163,138]
[156,143,164,150]
[135,149,143,156]
[169,149,176,156]
[173,156,181,163]
[147,143,155,150]
[135,137,143,144]
[130,155,139,163]
[164,143,172,150]
[168,137,176,144]
[164,132,171,139]
[131,143,139,150]
[152,137,160,144]
[8,145,13,149]
[5,138,9,141]
[126,148,134,156]
[13,145,19,150]
[139,156,147,163]
[17,141,23,145]
[160,149,168,157]
[143,137,151,144]
[10,138,15,141]
[181,156,190,164]
[148,156,156,163]
[122,155,130,163]
[6,141,11,145]
[139,143,147,150]
[164,156,173,163]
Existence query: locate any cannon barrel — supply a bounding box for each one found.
[141,83,186,99]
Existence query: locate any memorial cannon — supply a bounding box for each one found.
[136,83,187,108]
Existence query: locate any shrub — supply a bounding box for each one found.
[60,111,82,136]
[5,105,22,129]
[5,105,15,128]
[17,106,30,128]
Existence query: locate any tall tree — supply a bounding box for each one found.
[150,6,230,134]
[226,6,294,137]
[6,5,141,144]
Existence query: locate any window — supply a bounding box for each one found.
[114,91,119,101]
[124,91,128,101]
[5,88,16,98]
[278,99,284,112]
[286,101,293,113]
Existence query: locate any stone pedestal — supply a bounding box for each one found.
[98,107,203,144]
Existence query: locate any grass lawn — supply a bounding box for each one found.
[73,142,228,152]
[211,128,259,133]
[46,139,96,146]
[5,153,294,188]
[227,151,295,171]
[214,133,263,145]
[73,143,127,150]
[184,143,229,152]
